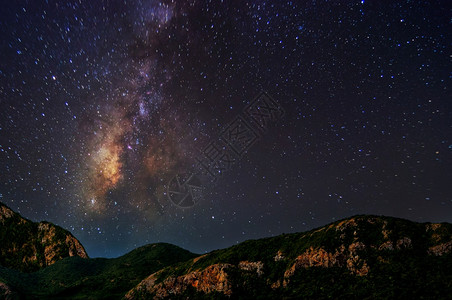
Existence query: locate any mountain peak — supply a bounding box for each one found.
[0,202,15,222]
[0,202,88,272]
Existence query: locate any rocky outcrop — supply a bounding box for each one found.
[0,202,88,272]
[0,205,15,222]
[428,241,452,256]
[426,223,452,255]
[37,222,88,267]
[125,263,233,299]
[396,237,412,249]
[378,237,412,251]
[274,250,285,261]
[0,282,19,300]
[379,240,394,251]
[66,235,87,258]
[335,218,358,232]
[239,261,264,276]
[283,242,368,286]
[346,242,369,276]
[284,247,345,276]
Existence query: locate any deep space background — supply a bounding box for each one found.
[0,0,451,258]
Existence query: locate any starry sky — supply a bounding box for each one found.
[0,0,450,258]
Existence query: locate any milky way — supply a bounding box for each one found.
[1,0,450,257]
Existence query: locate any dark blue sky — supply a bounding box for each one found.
[1,0,450,258]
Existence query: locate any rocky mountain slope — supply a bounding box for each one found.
[0,203,451,299]
[126,215,452,299]
[0,243,197,299]
[0,202,88,272]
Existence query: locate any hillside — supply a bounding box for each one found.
[1,207,451,299]
[126,215,452,299]
[0,202,88,272]
[0,243,197,299]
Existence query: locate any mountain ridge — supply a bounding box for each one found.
[125,214,452,299]
[0,202,88,272]
[1,204,451,299]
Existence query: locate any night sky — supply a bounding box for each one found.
[1,0,450,258]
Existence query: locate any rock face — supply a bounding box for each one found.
[239,260,264,276]
[0,202,88,272]
[0,282,19,300]
[428,241,452,256]
[282,242,369,287]
[426,223,452,256]
[125,215,452,299]
[125,263,233,299]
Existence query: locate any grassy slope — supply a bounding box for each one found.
[0,243,198,299]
